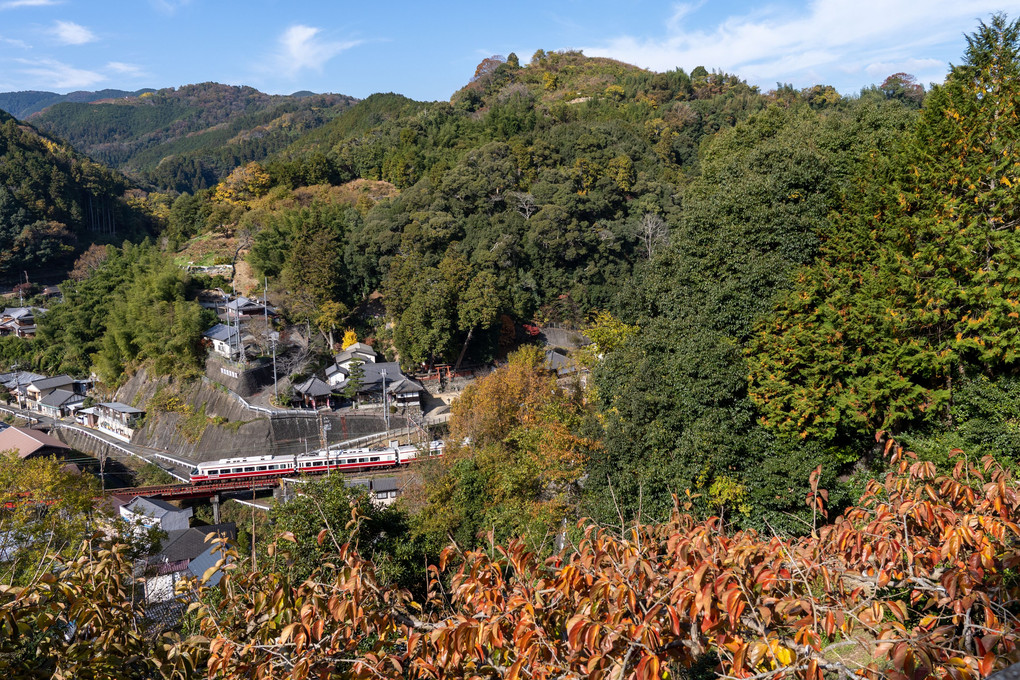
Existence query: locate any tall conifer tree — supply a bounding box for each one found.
[749,15,1020,440]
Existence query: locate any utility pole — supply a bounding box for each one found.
[266,277,278,403]
[11,363,23,410]
[381,368,389,432]
[322,420,332,470]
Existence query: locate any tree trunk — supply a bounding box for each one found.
[452,327,474,374]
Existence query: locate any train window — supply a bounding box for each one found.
[359,458,366,463]
[257,466,266,471]
[370,457,379,462]
[244,467,254,472]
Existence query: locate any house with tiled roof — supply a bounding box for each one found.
[141,523,236,603]
[0,307,44,338]
[203,323,242,360]
[24,375,74,409]
[0,426,71,459]
[120,497,193,535]
[37,389,85,419]
[78,402,145,441]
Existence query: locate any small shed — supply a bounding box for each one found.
[292,377,333,409]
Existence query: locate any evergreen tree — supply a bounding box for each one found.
[749,14,1020,440]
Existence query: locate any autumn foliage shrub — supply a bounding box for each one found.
[1,434,1017,679]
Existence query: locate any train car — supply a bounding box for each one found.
[190,454,296,483]
[189,440,445,484]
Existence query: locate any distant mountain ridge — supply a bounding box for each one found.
[0,88,156,119]
[18,83,357,192]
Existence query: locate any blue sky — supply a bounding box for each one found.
[0,0,1017,101]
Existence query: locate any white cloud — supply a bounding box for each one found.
[106,61,145,77]
[0,35,30,48]
[582,0,1014,92]
[51,20,96,45]
[150,0,191,15]
[15,57,103,88]
[275,24,361,77]
[0,0,60,9]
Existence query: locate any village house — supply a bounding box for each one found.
[335,342,377,369]
[141,523,236,604]
[37,389,85,419]
[203,323,242,360]
[24,375,74,410]
[0,307,45,338]
[324,363,348,389]
[0,426,71,459]
[224,296,273,319]
[326,358,425,411]
[360,362,423,409]
[78,402,145,441]
[120,497,193,535]
[0,371,44,406]
[385,376,426,410]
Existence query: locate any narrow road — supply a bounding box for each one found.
[0,404,196,480]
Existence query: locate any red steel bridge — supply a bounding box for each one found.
[106,477,282,501]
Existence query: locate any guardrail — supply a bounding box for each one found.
[0,405,39,424]
[51,424,190,483]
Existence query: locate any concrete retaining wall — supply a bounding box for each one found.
[110,368,405,463]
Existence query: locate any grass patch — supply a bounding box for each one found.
[179,401,209,443]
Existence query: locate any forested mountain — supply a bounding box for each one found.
[0,88,152,120]
[0,109,155,283]
[28,83,357,192]
[4,16,1020,680]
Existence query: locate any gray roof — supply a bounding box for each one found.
[153,523,236,564]
[125,496,192,519]
[1,307,43,320]
[0,371,44,389]
[203,323,241,343]
[225,297,272,313]
[28,374,74,391]
[188,542,232,585]
[387,377,423,396]
[324,363,348,379]
[99,402,145,414]
[39,389,83,408]
[336,344,377,365]
[544,349,578,376]
[293,377,332,398]
[372,477,398,493]
[360,362,403,390]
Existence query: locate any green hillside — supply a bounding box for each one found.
[0,88,152,119]
[0,110,155,283]
[28,83,357,192]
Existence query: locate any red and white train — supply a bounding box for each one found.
[189,440,443,484]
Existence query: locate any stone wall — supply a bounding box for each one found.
[204,356,274,398]
[110,368,406,463]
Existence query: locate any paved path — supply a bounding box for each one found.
[0,404,195,480]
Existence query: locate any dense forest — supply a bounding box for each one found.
[0,109,155,283]
[27,83,358,192]
[1,14,1019,680]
